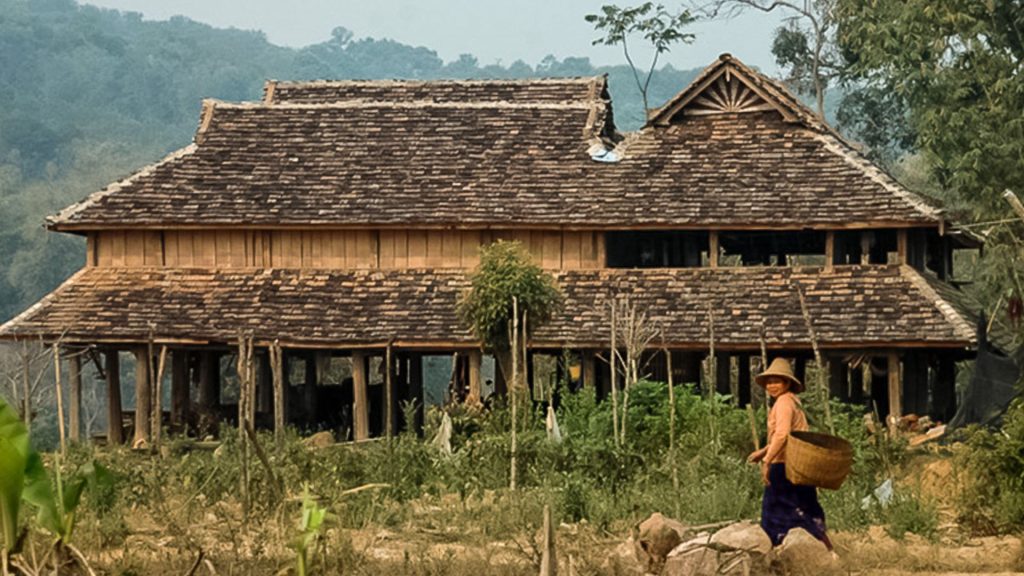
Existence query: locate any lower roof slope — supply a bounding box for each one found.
[0,265,975,350]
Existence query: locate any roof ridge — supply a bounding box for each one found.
[47,145,199,227]
[212,99,597,110]
[272,76,603,87]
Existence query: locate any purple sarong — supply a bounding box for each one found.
[760,463,828,547]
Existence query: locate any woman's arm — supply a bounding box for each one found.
[763,396,795,464]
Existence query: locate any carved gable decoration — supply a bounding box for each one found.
[647,54,803,127]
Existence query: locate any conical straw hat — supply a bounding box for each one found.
[755,357,804,393]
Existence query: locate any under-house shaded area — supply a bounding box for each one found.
[719,230,827,266]
[606,231,709,268]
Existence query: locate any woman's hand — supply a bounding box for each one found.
[760,461,771,486]
[747,447,766,464]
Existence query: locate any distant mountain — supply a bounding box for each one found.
[0,0,709,321]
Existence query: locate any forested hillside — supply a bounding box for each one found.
[0,0,702,322]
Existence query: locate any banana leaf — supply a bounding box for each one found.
[0,397,30,552]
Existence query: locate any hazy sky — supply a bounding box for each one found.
[79,0,785,73]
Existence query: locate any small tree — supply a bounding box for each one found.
[586,3,696,115]
[457,241,563,390]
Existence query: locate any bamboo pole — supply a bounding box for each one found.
[269,341,284,442]
[106,351,123,445]
[510,296,519,491]
[663,344,679,495]
[539,504,557,576]
[796,285,835,435]
[386,342,394,440]
[69,352,82,443]
[21,343,31,430]
[53,345,66,456]
[610,299,619,447]
[152,346,167,449]
[1003,189,1024,223]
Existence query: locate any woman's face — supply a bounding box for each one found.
[765,376,791,398]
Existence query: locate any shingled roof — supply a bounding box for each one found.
[264,77,607,105]
[0,265,975,349]
[48,55,942,231]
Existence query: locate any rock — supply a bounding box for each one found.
[710,521,774,575]
[304,430,334,448]
[776,528,838,576]
[602,538,643,575]
[662,532,718,576]
[632,513,689,574]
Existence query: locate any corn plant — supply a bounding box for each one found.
[292,484,327,576]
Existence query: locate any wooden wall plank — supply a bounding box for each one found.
[425,231,443,267]
[143,232,163,266]
[562,232,582,270]
[442,230,461,268]
[542,232,561,269]
[378,230,396,268]
[124,232,145,267]
[408,231,427,267]
[393,230,408,268]
[461,230,481,268]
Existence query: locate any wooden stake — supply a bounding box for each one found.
[511,296,519,491]
[53,345,67,457]
[386,343,395,439]
[352,351,369,441]
[539,504,557,576]
[664,345,679,494]
[269,341,284,442]
[887,353,902,430]
[132,346,151,448]
[467,348,482,407]
[69,352,82,443]
[747,404,761,451]
[610,299,619,447]
[796,285,835,435]
[152,346,167,449]
[106,351,123,445]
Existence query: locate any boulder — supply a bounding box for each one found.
[776,528,838,576]
[710,521,774,575]
[303,430,334,448]
[662,532,718,576]
[632,513,689,574]
[602,537,643,575]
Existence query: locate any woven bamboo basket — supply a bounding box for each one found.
[785,431,853,490]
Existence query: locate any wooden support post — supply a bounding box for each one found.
[737,354,751,408]
[53,346,66,455]
[152,345,167,448]
[171,350,189,430]
[715,352,731,397]
[850,360,865,405]
[198,351,219,411]
[934,357,957,422]
[829,358,849,402]
[409,353,424,435]
[860,231,872,265]
[385,345,395,438]
[467,349,482,406]
[105,351,123,445]
[269,342,284,441]
[133,346,152,448]
[352,351,369,441]
[795,357,807,389]
[257,352,272,415]
[69,352,82,443]
[303,352,317,426]
[897,229,908,265]
[887,353,902,426]
[708,231,720,267]
[582,350,596,390]
[825,231,835,270]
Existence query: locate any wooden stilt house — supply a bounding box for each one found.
[0,54,987,443]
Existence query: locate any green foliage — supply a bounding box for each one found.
[585,3,696,112]
[836,0,1024,219]
[457,241,562,354]
[293,484,328,576]
[956,399,1024,532]
[880,489,939,541]
[0,396,30,553]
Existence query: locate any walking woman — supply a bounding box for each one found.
[747,358,833,550]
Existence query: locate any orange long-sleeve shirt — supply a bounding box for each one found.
[765,392,808,464]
